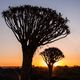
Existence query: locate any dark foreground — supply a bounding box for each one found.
[0,66,80,80]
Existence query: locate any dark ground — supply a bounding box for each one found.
[0,66,80,80]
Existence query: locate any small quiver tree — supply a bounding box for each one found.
[40,47,64,78]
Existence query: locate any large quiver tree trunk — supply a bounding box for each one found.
[21,43,37,80]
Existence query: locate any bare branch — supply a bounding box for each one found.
[42,34,68,45]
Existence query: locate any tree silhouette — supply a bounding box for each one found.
[2,5,70,80]
[40,47,64,79]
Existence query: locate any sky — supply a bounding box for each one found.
[0,0,80,67]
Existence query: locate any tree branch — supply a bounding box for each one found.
[42,34,68,45]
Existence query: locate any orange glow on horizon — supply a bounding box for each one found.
[54,60,64,67]
[32,53,64,67]
[32,56,47,67]
[0,50,80,67]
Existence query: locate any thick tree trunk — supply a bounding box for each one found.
[48,63,53,79]
[21,44,36,80]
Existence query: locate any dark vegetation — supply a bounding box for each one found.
[0,67,19,80]
[0,66,80,80]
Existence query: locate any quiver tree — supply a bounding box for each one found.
[40,47,64,78]
[2,5,70,80]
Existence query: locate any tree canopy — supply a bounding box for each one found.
[2,5,70,46]
[40,47,64,65]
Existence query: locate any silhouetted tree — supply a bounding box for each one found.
[2,5,70,80]
[40,47,64,79]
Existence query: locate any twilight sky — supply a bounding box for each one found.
[0,0,80,67]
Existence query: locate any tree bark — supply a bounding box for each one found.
[48,63,53,79]
[21,44,36,80]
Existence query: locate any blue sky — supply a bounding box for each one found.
[0,0,80,66]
